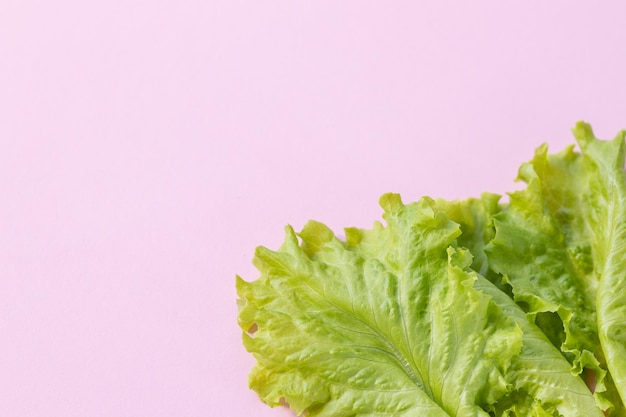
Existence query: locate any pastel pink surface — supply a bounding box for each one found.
[1,1,626,416]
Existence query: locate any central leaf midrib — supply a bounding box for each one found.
[300,279,456,415]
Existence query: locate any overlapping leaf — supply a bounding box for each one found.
[237,195,602,416]
[485,122,626,413]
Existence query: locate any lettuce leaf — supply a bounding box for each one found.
[573,124,626,410]
[485,122,626,413]
[237,195,601,416]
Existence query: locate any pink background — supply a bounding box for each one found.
[1,2,625,416]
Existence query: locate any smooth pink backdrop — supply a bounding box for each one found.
[1,1,626,416]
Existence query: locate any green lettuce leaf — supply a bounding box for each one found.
[440,195,604,416]
[237,195,601,416]
[573,123,626,409]
[485,122,626,413]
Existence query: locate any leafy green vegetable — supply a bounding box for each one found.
[485,122,626,413]
[573,124,626,410]
[237,195,602,416]
[237,122,626,416]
